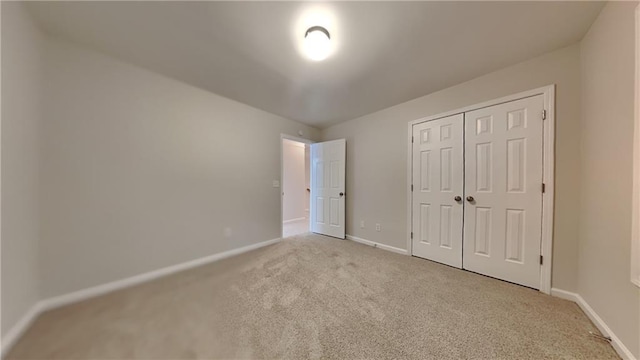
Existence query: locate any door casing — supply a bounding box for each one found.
[406,85,555,294]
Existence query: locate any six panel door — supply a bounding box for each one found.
[310,139,346,239]
[412,114,464,268]
[463,95,544,289]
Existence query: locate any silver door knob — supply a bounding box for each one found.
[454,196,462,202]
[466,196,475,202]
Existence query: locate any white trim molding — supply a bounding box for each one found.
[551,288,637,360]
[283,217,306,224]
[0,237,282,358]
[346,235,408,255]
[41,237,281,310]
[631,3,640,288]
[0,302,45,359]
[407,85,556,294]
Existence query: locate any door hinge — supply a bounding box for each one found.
[540,255,544,265]
[542,183,546,193]
[411,232,413,239]
[412,136,414,143]
[411,184,414,192]
[542,109,547,120]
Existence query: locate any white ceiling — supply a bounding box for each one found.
[27,1,604,128]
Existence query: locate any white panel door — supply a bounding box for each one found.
[412,114,464,268]
[463,95,544,289]
[310,139,346,239]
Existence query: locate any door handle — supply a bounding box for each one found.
[339,192,344,197]
[466,196,475,202]
[454,196,462,202]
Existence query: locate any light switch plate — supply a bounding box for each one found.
[273,180,280,188]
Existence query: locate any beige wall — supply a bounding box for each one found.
[321,44,582,292]
[38,37,319,298]
[1,2,44,338]
[579,2,640,357]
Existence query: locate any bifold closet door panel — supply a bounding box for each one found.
[412,113,464,268]
[463,95,544,289]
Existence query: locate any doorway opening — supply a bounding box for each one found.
[281,137,311,238]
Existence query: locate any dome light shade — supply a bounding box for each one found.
[304,26,331,61]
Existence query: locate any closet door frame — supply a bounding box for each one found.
[406,85,555,294]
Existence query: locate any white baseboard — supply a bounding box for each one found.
[283,217,306,224]
[346,234,408,255]
[1,302,45,358]
[551,288,636,360]
[0,237,281,358]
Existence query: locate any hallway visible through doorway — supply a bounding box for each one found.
[282,138,310,237]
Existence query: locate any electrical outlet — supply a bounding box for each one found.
[376,223,381,232]
[224,227,232,238]
[272,180,280,188]
[360,220,365,229]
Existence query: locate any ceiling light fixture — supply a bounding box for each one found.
[304,26,331,61]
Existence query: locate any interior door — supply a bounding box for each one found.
[310,139,346,239]
[463,95,544,289]
[412,114,464,268]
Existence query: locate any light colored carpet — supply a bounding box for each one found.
[7,233,618,359]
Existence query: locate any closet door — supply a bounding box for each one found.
[463,95,544,289]
[412,114,464,268]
